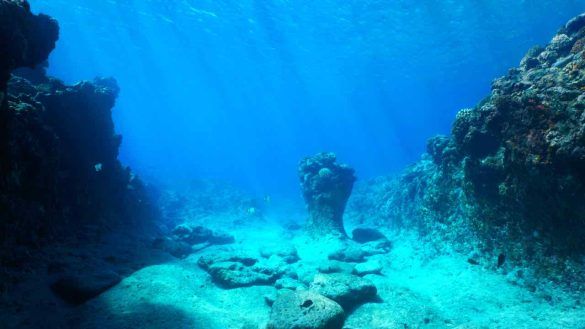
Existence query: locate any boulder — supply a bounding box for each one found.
[267,290,345,329]
[207,261,279,288]
[310,273,377,310]
[328,245,366,263]
[351,227,387,243]
[318,261,353,274]
[352,260,383,276]
[50,270,121,304]
[198,252,284,288]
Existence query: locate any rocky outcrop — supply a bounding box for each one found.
[0,0,58,90]
[0,1,158,291]
[299,152,356,237]
[1,75,157,251]
[350,13,585,288]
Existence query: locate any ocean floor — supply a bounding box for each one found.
[5,205,583,329]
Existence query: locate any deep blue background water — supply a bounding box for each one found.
[29,0,585,197]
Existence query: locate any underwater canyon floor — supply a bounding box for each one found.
[3,208,584,329]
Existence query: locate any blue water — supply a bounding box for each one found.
[29,0,585,196]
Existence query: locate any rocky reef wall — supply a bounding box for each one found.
[350,13,585,288]
[0,1,157,277]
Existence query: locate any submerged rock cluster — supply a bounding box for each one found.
[194,225,390,328]
[350,14,585,288]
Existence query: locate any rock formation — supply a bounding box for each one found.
[0,0,158,291]
[349,13,585,288]
[299,152,356,237]
[0,0,58,90]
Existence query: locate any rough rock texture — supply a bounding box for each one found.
[353,260,383,276]
[310,273,378,310]
[349,14,585,289]
[0,1,158,293]
[0,0,58,89]
[266,290,345,329]
[0,76,157,254]
[198,252,285,288]
[299,152,356,237]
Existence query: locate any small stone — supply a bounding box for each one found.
[352,260,383,276]
[266,290,345,329]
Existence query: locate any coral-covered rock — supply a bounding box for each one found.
[0,0,58,89]
[267,290,345,329]
[350,13,585,289]
[299,152,356,237]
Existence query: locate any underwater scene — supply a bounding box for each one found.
[2,0,585,328]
